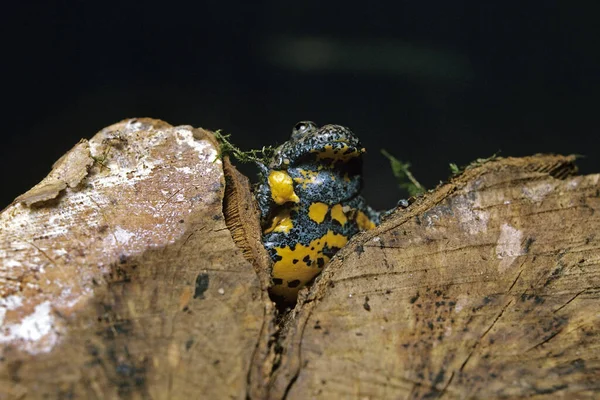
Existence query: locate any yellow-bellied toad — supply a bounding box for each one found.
[255,121,380,302]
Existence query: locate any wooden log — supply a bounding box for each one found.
[266,155,600,399]
[0,119,271,399]
[1,118,598,399]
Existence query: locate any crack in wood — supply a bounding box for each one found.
[460,299,514,372]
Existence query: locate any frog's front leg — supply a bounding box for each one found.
[256,170,301,225]
[255,180,274,223]
[254,161,276,222]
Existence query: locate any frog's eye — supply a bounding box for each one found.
[291,121,318,139]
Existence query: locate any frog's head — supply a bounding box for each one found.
[264,121,366,204]
[269,121,365,170]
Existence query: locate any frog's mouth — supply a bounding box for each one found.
[310,140,365,162]
[273,124,365,168]
[303,124,364,164]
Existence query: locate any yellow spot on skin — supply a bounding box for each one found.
[269,170,300,205]
[264,210,294,234]
[270,231,348,300]
[356,210,376,230]
[308,202,329,224]
[313,144,361,161]
[330,204,347,226]
[293,168,322,189]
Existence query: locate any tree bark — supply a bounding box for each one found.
[1,119,598,399]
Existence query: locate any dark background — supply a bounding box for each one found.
[3,2,599,210]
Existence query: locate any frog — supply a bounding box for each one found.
[255,121,380,302]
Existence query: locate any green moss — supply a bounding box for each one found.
[449,162,461,175]
[449,152,501,176]
[381,149,425,197]
[214,130,275,164]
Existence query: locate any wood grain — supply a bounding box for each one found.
[0,119,268,399]
[267,155,600,399]
[1,118,598,400]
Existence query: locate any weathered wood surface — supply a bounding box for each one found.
[1,118,598,400]
[0,119,270,399]
[268,155,600,399]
